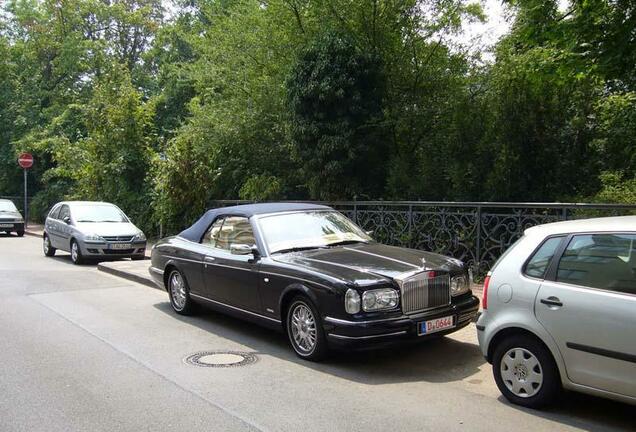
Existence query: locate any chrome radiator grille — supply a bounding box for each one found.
[398,272,451,314]
[102,235,135,242]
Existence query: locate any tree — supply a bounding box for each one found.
[287,31,388,199]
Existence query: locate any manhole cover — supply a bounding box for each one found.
[184,351,258,368]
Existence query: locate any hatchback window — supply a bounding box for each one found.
[49,205,61,219]
[72,204,127,223]
[59,205,71,221]
[524,237,563,279]
[0,200,18,212]
[216,217,256,251]
[556,233,636,294]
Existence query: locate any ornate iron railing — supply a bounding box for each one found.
[211,200,636,276]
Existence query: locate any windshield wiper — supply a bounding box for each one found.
[273,245,328,254]
[326,240,368,247]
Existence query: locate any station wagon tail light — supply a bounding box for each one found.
[482,273,491,309]
[345,289,361,314]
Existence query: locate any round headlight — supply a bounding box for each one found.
[345,289,361,314]
[135,231,146,241]
[450,275,469,296]
[361,288,399,312]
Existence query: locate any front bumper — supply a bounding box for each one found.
[0,222,24,232]
[324,293,480,349]
[81,241,147,258]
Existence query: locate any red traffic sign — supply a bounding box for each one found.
[18,152,33,169]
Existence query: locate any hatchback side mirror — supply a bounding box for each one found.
[63,216,71,225]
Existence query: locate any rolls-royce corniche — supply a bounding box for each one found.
[149,203,479,360]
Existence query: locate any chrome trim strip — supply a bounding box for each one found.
[324,316,405,325]
[190,294,282,323]
[149,267,164,275]
[327,330,407,340]
[164,255,202,265]
[342,247,421,269]
[301,257,375,275]
[261,271,336,291]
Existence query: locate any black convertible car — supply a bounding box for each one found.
[150,203,479,360]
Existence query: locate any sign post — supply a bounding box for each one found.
[17,152,34,229]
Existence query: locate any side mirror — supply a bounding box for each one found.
[63,216,71,225]
[230,243,257,256]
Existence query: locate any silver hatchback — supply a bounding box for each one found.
[476,216,636,408]
[43,201,146,264]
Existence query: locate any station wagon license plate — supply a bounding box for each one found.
[0,223,13,228]
[109,243,132,250]
[419,316,454,335]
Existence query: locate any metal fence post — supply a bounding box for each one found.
[475,205,482,272]
[407,204,413,248]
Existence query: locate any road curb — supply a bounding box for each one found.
[24,229,42,238]
[97,262,158,289]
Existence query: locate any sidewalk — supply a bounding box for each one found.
[98,260,157,289]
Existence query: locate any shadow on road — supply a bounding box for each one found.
[502,392,634,432]
[152,301,484,385]
[152,300,635,432]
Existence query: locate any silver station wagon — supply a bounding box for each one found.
[43,201,146,264]
[477,216,636,408]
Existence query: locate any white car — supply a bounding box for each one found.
[476,216,636,408]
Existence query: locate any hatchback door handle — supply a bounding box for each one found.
[541,297,563,307]
[204,256,215,262]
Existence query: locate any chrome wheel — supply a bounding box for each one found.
[290,303,317,354]
[169,271,187,310]
[500,347,543,398]
[71,242,79,262]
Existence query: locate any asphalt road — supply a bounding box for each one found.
[0,234,633,432]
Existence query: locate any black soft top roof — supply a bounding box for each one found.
[178,202,332,242]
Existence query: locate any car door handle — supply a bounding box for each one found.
[204,256,215,263]
[540,297,563,307]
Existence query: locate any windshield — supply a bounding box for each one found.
[258,211,371,254]
[0,201,19,213]
[71,204,128,223]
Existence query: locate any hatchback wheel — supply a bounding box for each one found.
[70,240,84,265]
[43,234,56,257]
[167,269,195,315]
[286,296,328,361]
[492,334,561,408]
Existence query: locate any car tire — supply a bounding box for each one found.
[17,230,24,237]
[285,296,328,361]
[43,234,56,257]
[70,239,84,265]
[167,269,195,315]
[492,334,561,409]
[131,256,145,261]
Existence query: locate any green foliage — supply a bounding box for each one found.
[239,175,282,201]
[592,172,636,206]
[287,31,388,199]
[0,0,634,235]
